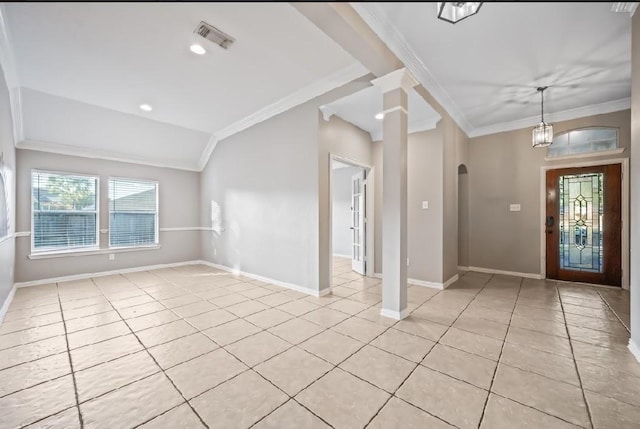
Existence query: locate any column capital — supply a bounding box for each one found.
[371,68,419,94]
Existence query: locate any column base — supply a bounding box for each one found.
[380,308,409,320]
[629,339,640,363]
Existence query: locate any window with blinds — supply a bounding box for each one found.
[109,178,158,247]
[32,171,99,252]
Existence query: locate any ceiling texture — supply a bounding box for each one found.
[0,3,633,170]
[353,2,632,137]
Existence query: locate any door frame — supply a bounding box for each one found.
[539,158,629,289]
[329,154,375,282]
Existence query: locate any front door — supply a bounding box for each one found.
[545,164,621,286]
[351,170,365,275]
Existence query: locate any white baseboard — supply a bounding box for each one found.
[629,339,640,363]
[198,260,323,298]
[0,285,16,323]
[332,253,351,259]
[380,308,409,320]
[458,266,470,271]
[373,272,457,290]
[14,260,203,288]
[466,266,543,280]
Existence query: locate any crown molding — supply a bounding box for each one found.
[0,5,23,146]
[197,135,218,171]
[371,67,418,93]
[468,97,631,138]
[17,139,200,172]
[197,62,369,170]
[351,2,474,135]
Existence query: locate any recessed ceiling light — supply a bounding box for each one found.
[375,113,384,120]
[139,104,153,112]
[189,44,206,55]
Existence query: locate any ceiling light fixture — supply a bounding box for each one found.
[375,113,384,120]
[532,86,553,148]
[139,104,153,112]
[437,2,483,24]
[189,44,206,55]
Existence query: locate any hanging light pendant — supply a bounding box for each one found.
[437,2,483,24]
[532,86,553,148]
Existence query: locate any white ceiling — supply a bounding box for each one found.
[353,2,632,136]
[2,3,364,169]
[321,85,441,141]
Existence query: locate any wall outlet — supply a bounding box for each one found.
[422,201,429,209]
[109,253,115,261]
[509,204,521,212]
[407,258,410,266]
[214,248,217,256]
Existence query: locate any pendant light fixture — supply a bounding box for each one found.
[437,2,483,24]
[532,86,553,148]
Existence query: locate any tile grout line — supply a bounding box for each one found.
[477,276,523,428]
[86,276,212,429]
[362,273,496,428]
[594,288,631,334]
[55,282,85,429]
[556,283,596,429]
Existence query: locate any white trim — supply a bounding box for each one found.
[408,278,444,290]
[544,147,626,162]
[17,139,199,172]
[443,274,459,289]
[0,284,16,323]
[197,135,218,172]
[14,260,201,288]
[28,245,161,260]
[469,98,631,138]
[467,266,543,280]
[539,158,630,289]
[380,308,409,320]
[352,2,474,134]
[381,106,409,116]
[198,260,324,298]
[319,105,336,122]
[332,253,351,259]
[11,87,23,143]
[373,272,382,279]
[14,231,29,237]
[159,227,210,232]
[371,68,418,93]
[457,266,470,272]
[199,62,369,169]
[628,339,640,364]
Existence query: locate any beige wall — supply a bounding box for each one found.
[15,149,201,282]
[0,67,16,311]
[468,109,631,275]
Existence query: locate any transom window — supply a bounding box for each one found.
[547,127,618,158]
[31,171,99,252]
[109,178,158,247]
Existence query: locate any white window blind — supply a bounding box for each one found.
[109,178,158,247]
[32,171,98,252]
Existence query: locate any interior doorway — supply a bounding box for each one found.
[331,158,367,284]
[545,164,622,286]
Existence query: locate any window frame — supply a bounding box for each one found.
[108,176,160,249]
[545,126,623,161]
[30,169,100,255]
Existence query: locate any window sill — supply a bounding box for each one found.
[544,147,626,162]
[29,245,162,260]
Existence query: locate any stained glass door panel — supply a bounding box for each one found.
[546,164,621,286]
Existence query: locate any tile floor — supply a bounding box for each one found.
[0,256,637,429]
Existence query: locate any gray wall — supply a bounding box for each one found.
[15,149,201,282]
[332,166,361,257]
[631,11,640,350]
[200,79,371,294]
[373,126,446,283]
[0,67,16,311]
[468,109,631,275]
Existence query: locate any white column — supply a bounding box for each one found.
[372,68,418,320]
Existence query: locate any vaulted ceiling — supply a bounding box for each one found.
[0,3,633,170]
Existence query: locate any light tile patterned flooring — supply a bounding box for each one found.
[0,256,637,429]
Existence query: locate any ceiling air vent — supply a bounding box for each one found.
[194,21,235,50]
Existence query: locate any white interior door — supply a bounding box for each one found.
[351,170,365,274]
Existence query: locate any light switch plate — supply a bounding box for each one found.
[422,201,429,209]
[509,204,521,212]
